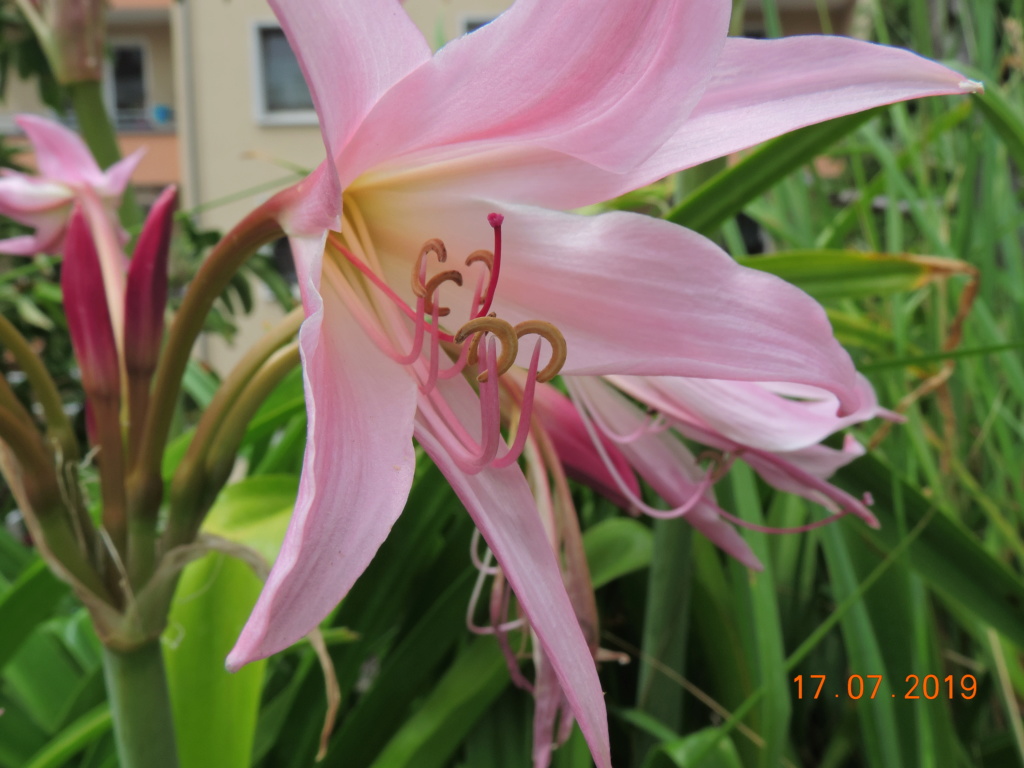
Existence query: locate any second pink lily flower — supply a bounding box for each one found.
[225,2,980,765]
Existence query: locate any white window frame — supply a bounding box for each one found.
[251,21,318,127]
[103,37,152,128]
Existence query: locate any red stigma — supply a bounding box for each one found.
[487,212,504,228]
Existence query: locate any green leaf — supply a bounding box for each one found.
[644,727,743,768]
[724,466,789,768]
[583,517,654,589]
[633,519,690,763]
[368,637,509,768]
[736,250,971,302]
[182,360,219,408]
[0,559,68,671]
[22,705,111,768]
[164,474,296,768]
[164,554,266,768]
[819,523,905,768]
[200,474,297,564]
[14,296,54,330]
[4,630,85,733]
[965,76,1024,171]
[836,455,1024,647]
[666,108,881,235]
[326,569,477,766]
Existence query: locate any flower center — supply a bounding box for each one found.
[327,210,567,474]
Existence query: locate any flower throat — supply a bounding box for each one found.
[329,213,566,474]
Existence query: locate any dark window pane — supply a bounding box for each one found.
[260,28,314,112]
[113,46,145,111]
[465,18,494,33]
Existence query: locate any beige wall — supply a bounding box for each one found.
[175,0,323,232]
[176,0,524,235]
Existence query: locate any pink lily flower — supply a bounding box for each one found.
[1,115,145,350]
[226,1,979,764]
[0,115,142,257]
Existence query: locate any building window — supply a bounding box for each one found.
[253,24,316,126]
[464,17,495,34]
[104,42,151,130]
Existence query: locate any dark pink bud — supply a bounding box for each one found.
[62,205,120,401]
[125,186,176,378]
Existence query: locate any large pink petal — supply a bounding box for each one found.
[16,115,105,186]
[343,0,730,181]
[0,232,63,255]
[359,192,862,414]
[99,149,146,198]
[626,35,981,186]
[268,0,430,166]
[610,373,882,454]
[353,35,978,212]
[742,438,877,525]
[227,234,418,667]
[0,175,72,215]
[414,403,612,768]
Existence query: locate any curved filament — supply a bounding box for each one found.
[566,379,713,519]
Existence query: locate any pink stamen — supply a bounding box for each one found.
[472,337,503,468]
[469,529,501,575]
[567,379,711,519]
[597,410,669,444]
[329,232,456,343]
[474,213,503,319]
[437,337,473,379]
[490,575,534,692]
[466,546,527,635]
[417,336,504,474]
[493,340,543,469]
[419,299,443,392]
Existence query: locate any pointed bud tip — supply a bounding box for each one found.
[959,79,984,93]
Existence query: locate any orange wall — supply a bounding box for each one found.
[109,0,172,9]
[10,132,179,187]
[118,133,180,186]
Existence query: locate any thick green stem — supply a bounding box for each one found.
[93,396,128,560]
[68,80,143,228]
[166,342,301,548]
[163,308,302,550]
[102,641,180,768]
[69,81,120,180]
